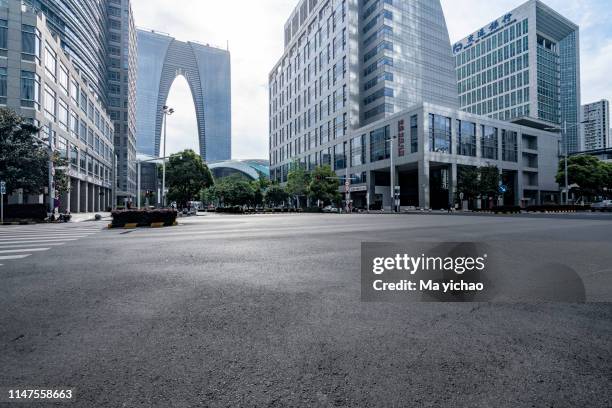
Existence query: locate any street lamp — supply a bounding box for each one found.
[544,120,587,205]
[385,136,398,212]
[161,105,175,207]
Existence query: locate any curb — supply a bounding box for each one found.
[107,221,178,229]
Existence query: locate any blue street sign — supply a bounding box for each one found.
[0,181,5,195]
[499,185,508,194]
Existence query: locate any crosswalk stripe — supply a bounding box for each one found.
[0,235,87,241]
[0,233,96,238]
[0,254,30,260]
[0,248,50,254]
[0,243,64,249]
[0,239,78,245]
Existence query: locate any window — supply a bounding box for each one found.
[59,64,69,95]
[334,142,346,170]
[44,85,56,121]
[481,125,498,159]
[70,111,78,138]
[70,145,78,168]
[502,130,518,162]
[58,99,68,131]
[370,125,390,162]
[0,67,6,103]
[350,134,365,166]
[457,120,476,157]
[429,114,451,153]
[21,71,40,109]
[410,115,418,153]
[0,20,7,51]
[21,25,40,61]
[44,45,56,79]
[70,79,79,104]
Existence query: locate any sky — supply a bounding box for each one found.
[131,0,612,159]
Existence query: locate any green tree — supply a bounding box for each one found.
[456,166,480,201]
[478,165,500,199]
[215,175,255,207]
[200,186,218,206]
[286,162,310,208]
[0,108,47,197]
[556,155,608,197]
[165,149,213,208]
[53,152,71,195]
[264,184,289,207]
[308,165,340,206]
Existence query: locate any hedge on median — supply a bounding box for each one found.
[525,205,592,213]
[111,209,177,227]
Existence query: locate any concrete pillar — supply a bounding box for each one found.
[84,181,89,213]
[78,181,84,213]
[516,170,524,207]
[449,162,457,208]
[88,183,93,212]
[366,170,375,210]
[95,185,100,212]
[418,160,430,209]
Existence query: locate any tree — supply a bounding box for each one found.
[200,186,218,206]
[286,163,310,208]
[215,175,256,207]
[557,155,608,198]
[165,149,213,208]
[308,165,340,206]
[478,165,500,199]
[264,184,289,207]
[456,166,480,201]
[53,152,71,195]
[0,108,47,196]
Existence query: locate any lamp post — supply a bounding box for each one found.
[385,136,398,212]
[161,105,174,207]
[47,123,55,214]
[545,120,587,205]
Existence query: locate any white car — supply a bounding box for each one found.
[322,205,340,213]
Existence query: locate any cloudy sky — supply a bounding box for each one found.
[131,0,612,159]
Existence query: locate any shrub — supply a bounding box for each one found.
[5,204,47,220]
[111,209,177,227]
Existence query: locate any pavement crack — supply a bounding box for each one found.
[11,334,24,342]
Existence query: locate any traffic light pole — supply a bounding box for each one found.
[48,123,55,214]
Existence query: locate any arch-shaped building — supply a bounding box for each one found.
[136,29,231,162]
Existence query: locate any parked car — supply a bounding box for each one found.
[591,200,612,212]
[322,205,340,213]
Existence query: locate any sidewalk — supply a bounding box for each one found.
[70,212,112,223]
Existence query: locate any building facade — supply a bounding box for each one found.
[209,160,270,181]
[453,0,581,152]
[269,0,459,183]
[135,29,231,162]
[269,0,561,209]
[581,100,610,151]
[28,0,138,206]
[2,1,115,211]
[107,0,137,205]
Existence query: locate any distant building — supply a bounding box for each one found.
[209,160,269,181]
[453,0,581,153]
[135,29,231,162]
[582,100,610,151]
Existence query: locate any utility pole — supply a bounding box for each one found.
[161,106,174,207]
[48,123,55,214]
[137,160,141,209]
[563,120,569,205]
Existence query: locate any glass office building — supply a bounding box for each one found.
[27,0,138,204]
[453,0,581,152]
[269,0,458,183]
[135,29,231,162]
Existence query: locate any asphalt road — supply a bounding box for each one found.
[1,213,611,407]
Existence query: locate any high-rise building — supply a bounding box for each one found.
[269,0,459,183]
[581,100,610,151]
[107,0,138,205]
[135,29,231,162]
[453,0,581,152]
[269,0,562,209]
[2,1,115,212]
[29,0,138,206]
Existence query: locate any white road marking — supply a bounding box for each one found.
[0,236,87,241]
[0,248,50,254]
[0,254,30,260]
